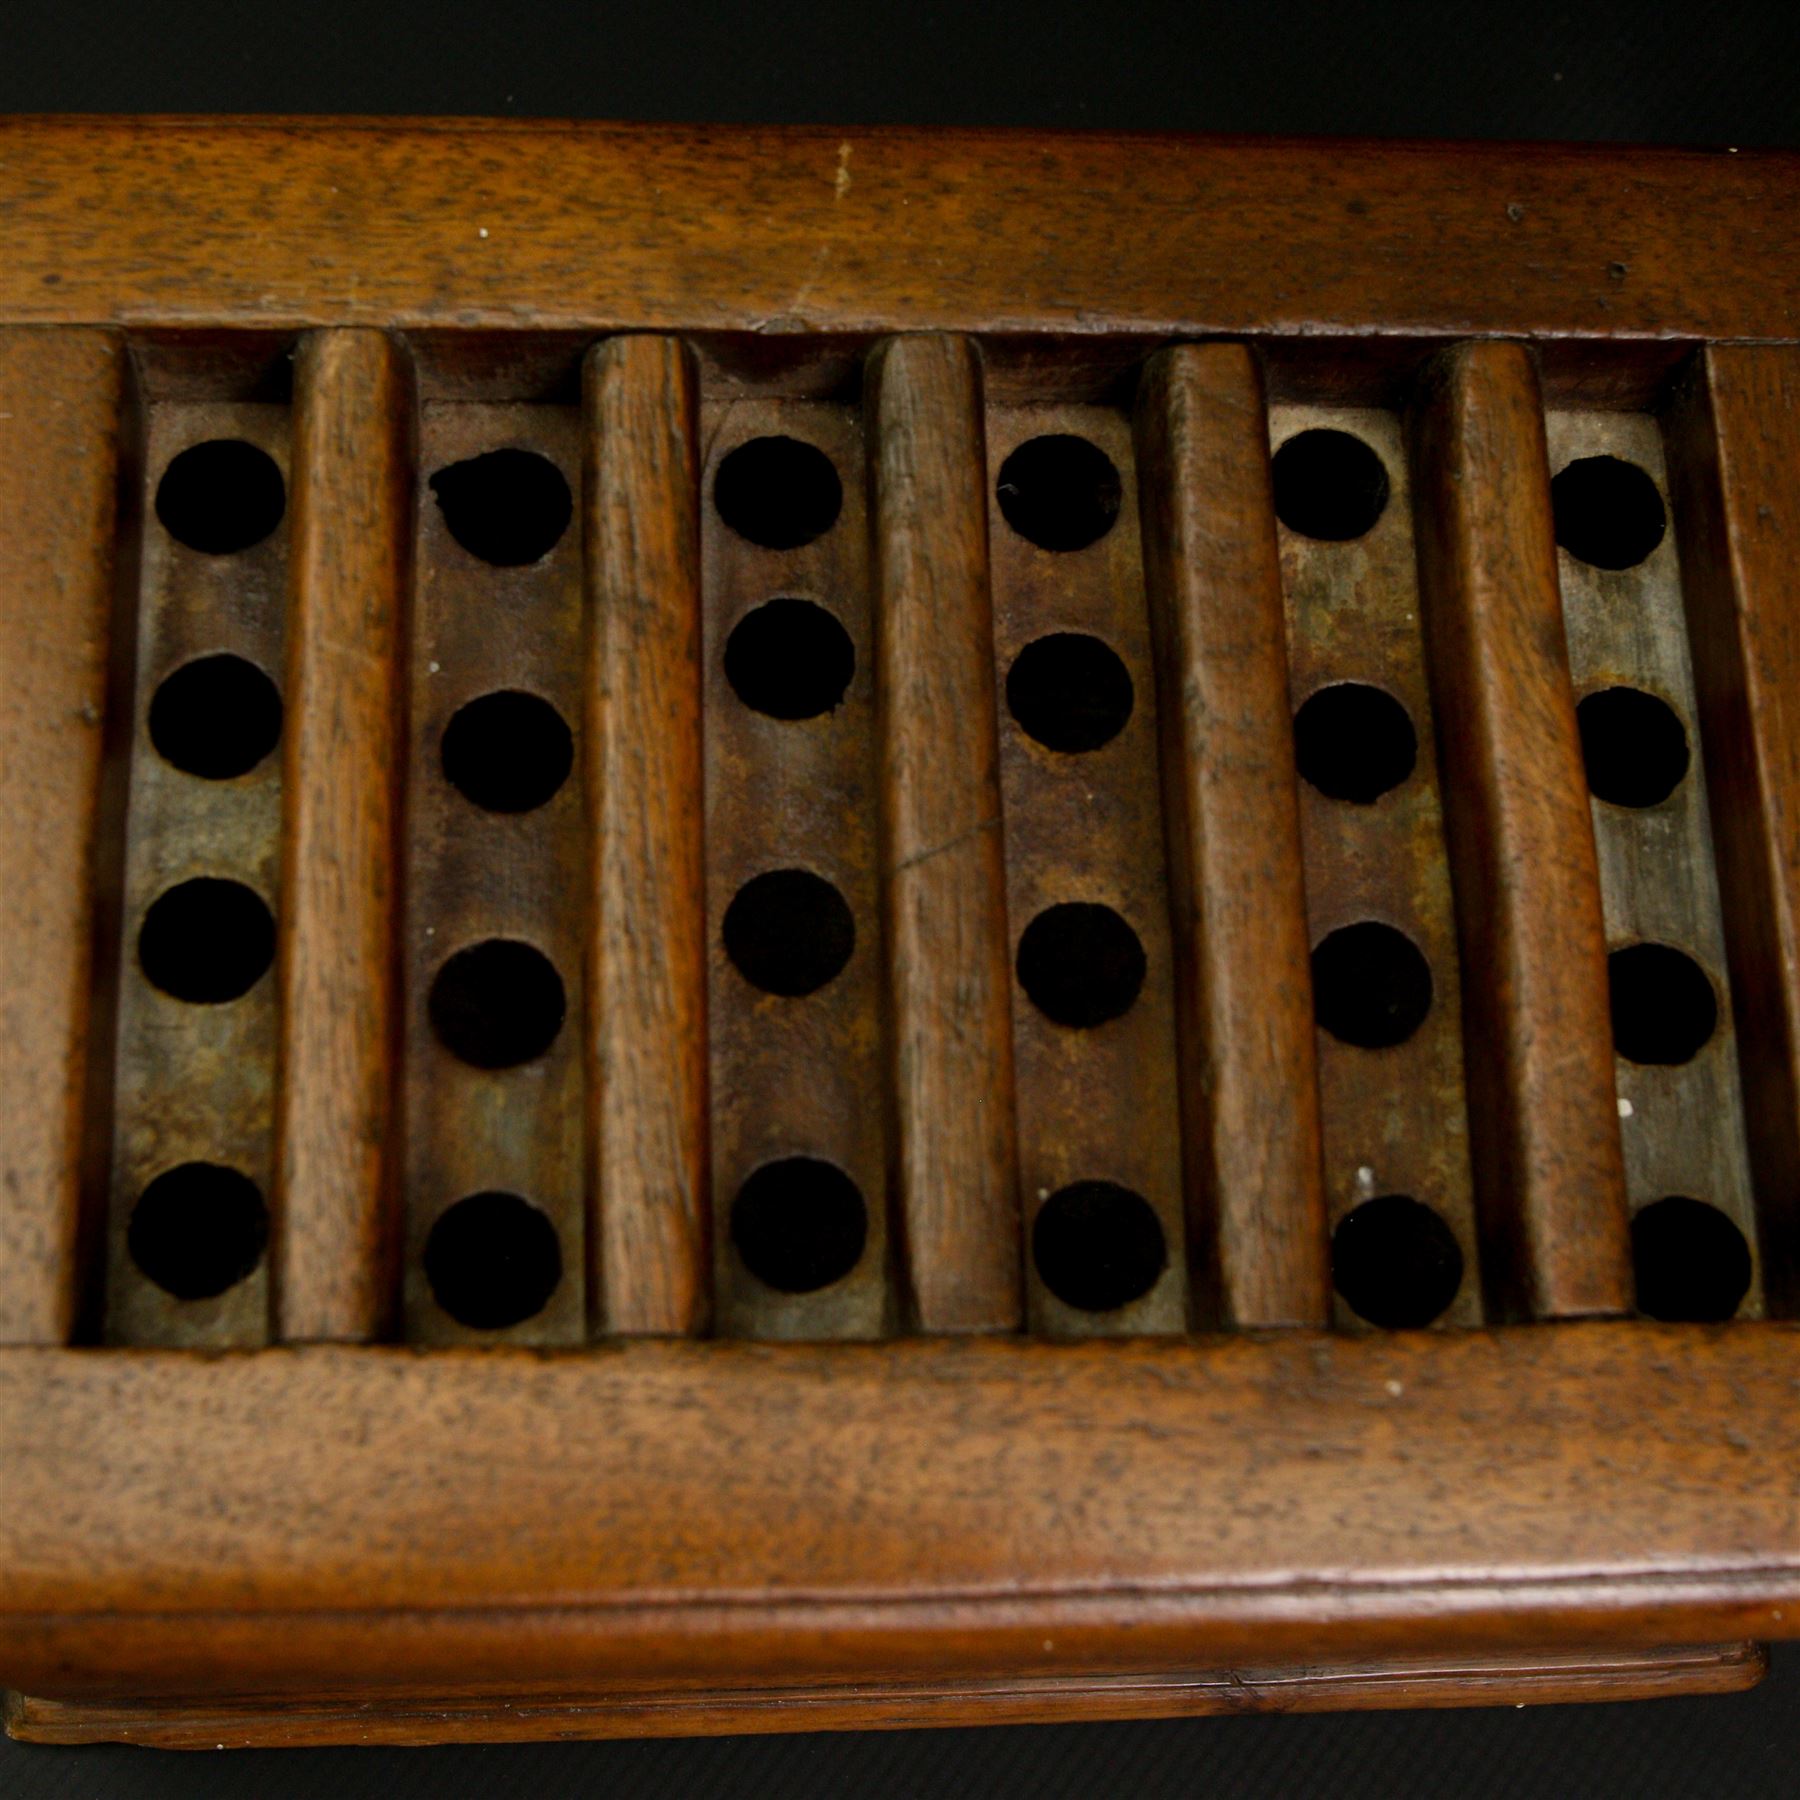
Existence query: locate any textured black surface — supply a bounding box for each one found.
[5,0,1798,1789]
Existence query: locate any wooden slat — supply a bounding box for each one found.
[1273,402,1484,1329]
[402,403,587,1346]
[1408,341,1632,1319]
[583,334,710,1337]
[3,1327,1800,1691]
[700,399,890,1341]
[1665,346,1800,1312]
[2,123,1800,354]
[0,329,123,1345]
[6,1642,1768,1746]
[987,402,1189,1337]
[868,334,1022,1333]
[1134,343,1329,1328]
[274,329,411,1343]
[1547,409,1761,1313]
[106,401,287,1349]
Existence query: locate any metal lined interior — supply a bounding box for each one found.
[88,334,1772,1343]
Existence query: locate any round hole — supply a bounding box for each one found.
[148,653,284,780]
[1006,633,1135,753]
[440,689,574,814]
[1271,429,1390,541]
[137,878,274,1004]
[724,598,855,720]
[1551,455,1668,570]
[128,1162,269,1301]
[713,436,843,550]
[730,1157,868,1294]
[154,439,286,555]
[722,869,855,998]
[1312,922,1433,1049]
[995,435,1122,552]
[1293,682,1418,803]
[1577,686,1690,808]
[1632,1196,1752,1323]
[428,939,567,1069]
[1032,1181,1167,1312]
[1608,942,1718,1066]
[1331,1194,1464,1329]
[1016,903,1146,1029]
[424,1191,563,1330]
[428,447,572,566]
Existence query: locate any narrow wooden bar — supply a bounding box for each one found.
[1665,346,1800,1312]
[1548,409,1760,1315]
[700,397,890,1341]
[0,330,124,1345]
[1134,343,1329,1329]
[1408,341,1632,1319]
[1273,402,1484,1330]
[583,334,709,1337]
[274,329,412,1343]
[868,334,1022,1334]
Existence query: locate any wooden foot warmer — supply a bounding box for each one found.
[0,118,1795,1746]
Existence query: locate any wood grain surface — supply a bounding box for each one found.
[103,400,287,1349]
[1274,401,1485,1329]
[1666,346,1800,1314]
[1135,344,1329,1328]
[274,329,411,1343]
[0,122,1795,349]
[0,329,122,1345]
[6,1641,1767,1747]
[869,335,1021,1333]
[584,335,710,1336]
[0,1327,1797,1699]
[1409,342,1632,1320]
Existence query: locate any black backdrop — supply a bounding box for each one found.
[5,2,1799,1793]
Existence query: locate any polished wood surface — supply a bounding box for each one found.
[584,336,710,1336]
[7,1642,1767,1748]
[0,330,122,1347]
[1409,342,1632,1320]
[1,121,1799,1745]
[1136,344,1329,1328]
[275,329,412,1342]
[0,122,1795,350]
[870,335,1021,1333]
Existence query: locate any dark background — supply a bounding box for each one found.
[5,0,1798,1792]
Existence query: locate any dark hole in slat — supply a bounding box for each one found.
[1272,429,1389,541]
[1608,942,1717,1066]
[429,447,572,566]
[1577,686,1690,808]
[425,1191,563,1330]
[1033,1181,1167,1312]
[725,598,855,720]
[1551,454,1667,570]
[149,653,283,781]
[731,1157,868,1294]
[996,435,1122,552]
[1006,632,1134,753]
[428,939,567,1069]
[1311,921,1432,1049]
[1293,682,1417,803]
[155,439,286,555]
[1016,903,1145,1029]
[138,878,275,1005]
[441,689,573,814]
[128,1162,269,1301]
[723,869,855,998]
[1331,1194,1463,1329]
[714,436,842,550]
[1632,1196,1752,1323]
